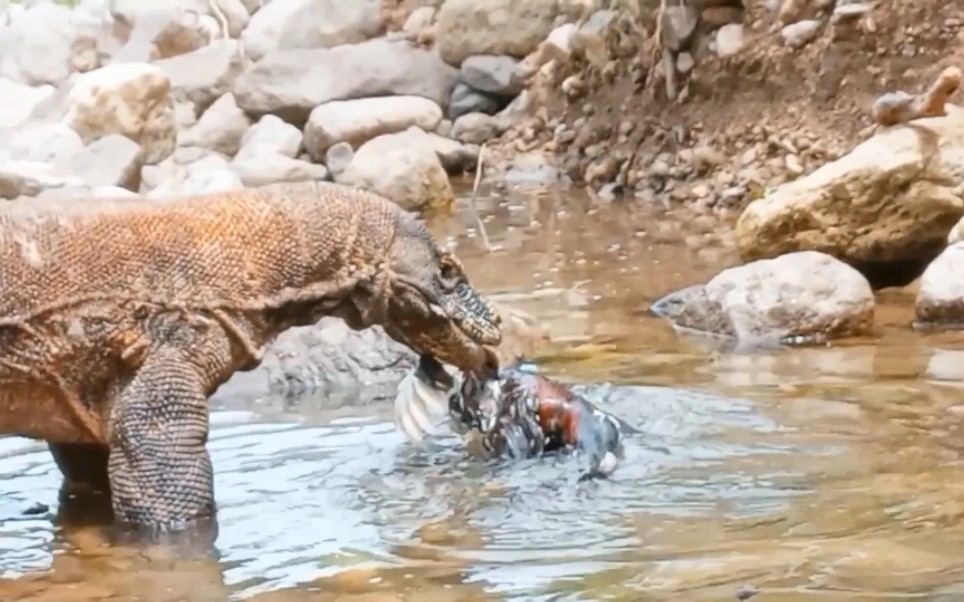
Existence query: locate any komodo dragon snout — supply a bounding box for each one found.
[379,213,502,379]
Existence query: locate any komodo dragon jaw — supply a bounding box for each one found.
[379,214,502,379]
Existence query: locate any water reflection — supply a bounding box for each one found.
[3,186,964,600]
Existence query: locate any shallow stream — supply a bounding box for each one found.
[3,187,964,601]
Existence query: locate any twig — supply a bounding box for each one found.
[645,0,669,93]
[469,143,492,252]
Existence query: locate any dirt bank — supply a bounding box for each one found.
[492,0,964,213]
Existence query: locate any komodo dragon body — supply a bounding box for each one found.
[0,181,502,535]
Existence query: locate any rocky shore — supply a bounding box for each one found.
[4,0,964,383]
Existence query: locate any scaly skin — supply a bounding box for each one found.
[0,180,501,537]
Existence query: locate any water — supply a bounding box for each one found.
[4,186,964,601]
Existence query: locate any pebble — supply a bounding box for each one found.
[781,20,823,48]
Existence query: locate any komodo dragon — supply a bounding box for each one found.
[0,180,502,536]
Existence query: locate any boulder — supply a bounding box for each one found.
[452,112,503,144]
[0,3,77,86]
[459,55,525,97]
[424,133,479,174]
[448,82,504,120]
[240,0,381,61]
[236,114,303,159]
[230,152,329,187]
[0,123,84,165]
[915,242,964,328]
[336,126,454,212]
[179,92,252,157]
[649,251,875,343]
[325,142,354,179]
[0,78,56,129]
[232,37,459,120]
[51,134,145,191]
[146,154,243,198]
[0,161,84,200]
[303,96,443,161]
[152,40,246,116]
[55,63,176,165]
[435,0,574,66]
[108,0,248,62]
[735,104,964,290]
[215,303,550,402]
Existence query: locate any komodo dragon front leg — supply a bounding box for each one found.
[106,345,215,529]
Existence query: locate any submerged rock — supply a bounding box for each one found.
[915,242,964,328]
[735,104,964,290]
[216,304,549,402]
[649,251,875,344]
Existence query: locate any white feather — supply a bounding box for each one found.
[393,367,462,443]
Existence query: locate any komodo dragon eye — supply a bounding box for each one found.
[437,255,463,291]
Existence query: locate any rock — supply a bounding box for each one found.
[948,216,964,245]
[504,152,566,187]
[325,142,354,179]
[661,5,699,52]
[215,303,549,402]
[241,0,382,62]
[147,154,243,198]
[303,96,443,161]
[435,0,571,66]
[0,123,84,165]
[452,112,501,145]
[0,3,76,86]
[148,9,230,60]
[110,0,250,39]
[0,78,55,129]
[152,40,246,116]
[448,83,504,119]
[336,126,454,212]
[715,23,745,57]
[781,20,822,49]
[460,55,525,97]
[0,161,83,200]
[915,242,964,328]
[56,63,176,165]
[543,23,577,64]
[735,104,964,290]
[51,134,145,191]
[140,145,224,192]
[236,114,303,159]
[702,6,743,26]
[650,251,875,342]
[570,10,617,68]
[402,6,435,37]
[425,133,479,174]
[179,92,252,156]
[233,38,459,120]
[230,152,328,187]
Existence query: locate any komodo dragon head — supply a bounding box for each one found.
[378,211,502,379]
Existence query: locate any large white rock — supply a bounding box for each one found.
[0,78,55,129]
[650,251,875,343]
[303,96,443,161]
[58,63,176,165]
[0,3,77,86]
[233,37,459,118]
[435,0,576,66]
[240,0,381,61]
[178,92,251,157]
[336,126,454,212]
[736,104,964,290]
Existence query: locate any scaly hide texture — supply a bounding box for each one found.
[0,180,501,537]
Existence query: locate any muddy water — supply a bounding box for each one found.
[5,187,964,601]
